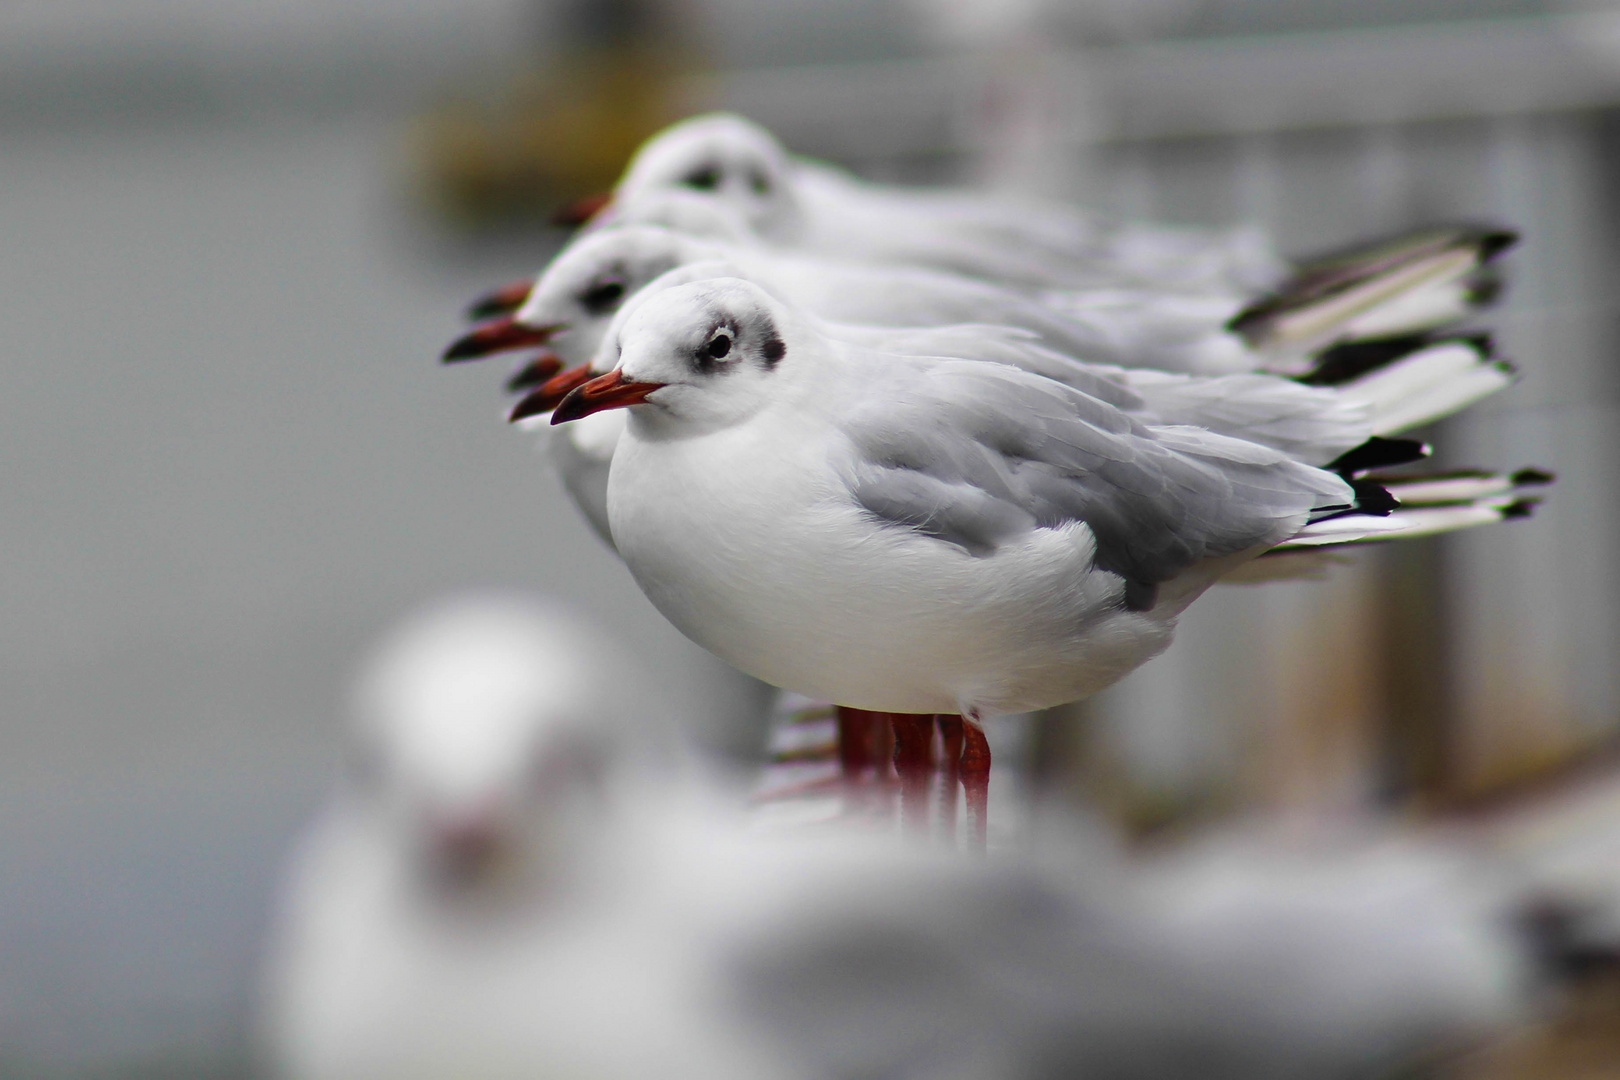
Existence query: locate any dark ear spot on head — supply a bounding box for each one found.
[579,279,626,315]
[760,332,786,368]
[682,163,722,191]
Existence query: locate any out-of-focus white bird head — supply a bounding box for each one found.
[613,114,801,242]
[552,277,807,434]
[343,593,636,901]
[514,226,721,370]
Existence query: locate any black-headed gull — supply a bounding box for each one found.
[457,211,1512,387]
[453,223,1278,383]
[261,594,1547,1080]
[545,278,1545,837]
[599,112,1288,293]
[588,113,1513,324]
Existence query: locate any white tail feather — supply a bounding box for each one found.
[1257,246,1484,364]
[1333,341,1514,435]
[1333,276,1477,343]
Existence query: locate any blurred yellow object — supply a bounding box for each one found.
[413,46,684,229]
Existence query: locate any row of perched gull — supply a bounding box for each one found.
[255,115,1606,1078]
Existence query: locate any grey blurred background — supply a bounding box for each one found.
[4,0,1620,1075]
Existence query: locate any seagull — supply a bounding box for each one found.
[256,593,754,1080]
[598,113,1290,293]
[457,211,1513,388]
[260,593,1545,1079]
[545,277,1547,841]
[454,223,1287,385]
[585,112,1513,331]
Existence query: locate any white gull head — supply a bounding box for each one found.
[578,277,805,434]
[612,113,802,241]
[344,593,635,899]
[515,225,722,369]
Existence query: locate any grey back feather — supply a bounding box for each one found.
[839,360,1355,593]
[851,328,1371,467]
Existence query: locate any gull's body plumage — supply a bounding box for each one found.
[595,280,1371,716]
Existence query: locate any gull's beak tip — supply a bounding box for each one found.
[505,353,566,393]
[506,364,597,423]
[441,318,560,364]
[550,370,663,425]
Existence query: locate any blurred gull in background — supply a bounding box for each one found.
[598,113,1284,292]
[260,590,1560,1080]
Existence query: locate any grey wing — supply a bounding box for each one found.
[846,323,1148,412]
[1122,369,1374,467]
[778,257,1158,368]
[840,361,1354,603]
[1039,287,1261,375]
[846,326,1373,467]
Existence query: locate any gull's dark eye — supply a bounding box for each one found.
[749,168,771,195]
[705,333,732,360]
[579,279,626,315]
[682,164,722,191]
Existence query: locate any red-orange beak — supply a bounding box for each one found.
[442,318,562,363]
[505,352,566,393]
[509,364,596,422]
[551,191,612,227]
[465,279,535,321]
[550,369,665,425]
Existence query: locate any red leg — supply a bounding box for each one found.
[870,712,896,798]
[960,720,991,852]
[836,705,876,782]
[891,713,935,836]
[835,707,902,817]
[935,715,964,842]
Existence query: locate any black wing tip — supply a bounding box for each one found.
[1350,479,1400,517]
[1512,467,1557,487]
[1501,497,1541,520]
[1329,436,1431,477]
[1234,221,1521,339]
[1478,228,1520,261]
[1297,332,1489,387]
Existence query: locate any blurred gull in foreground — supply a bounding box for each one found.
[260,593,1559,1080]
